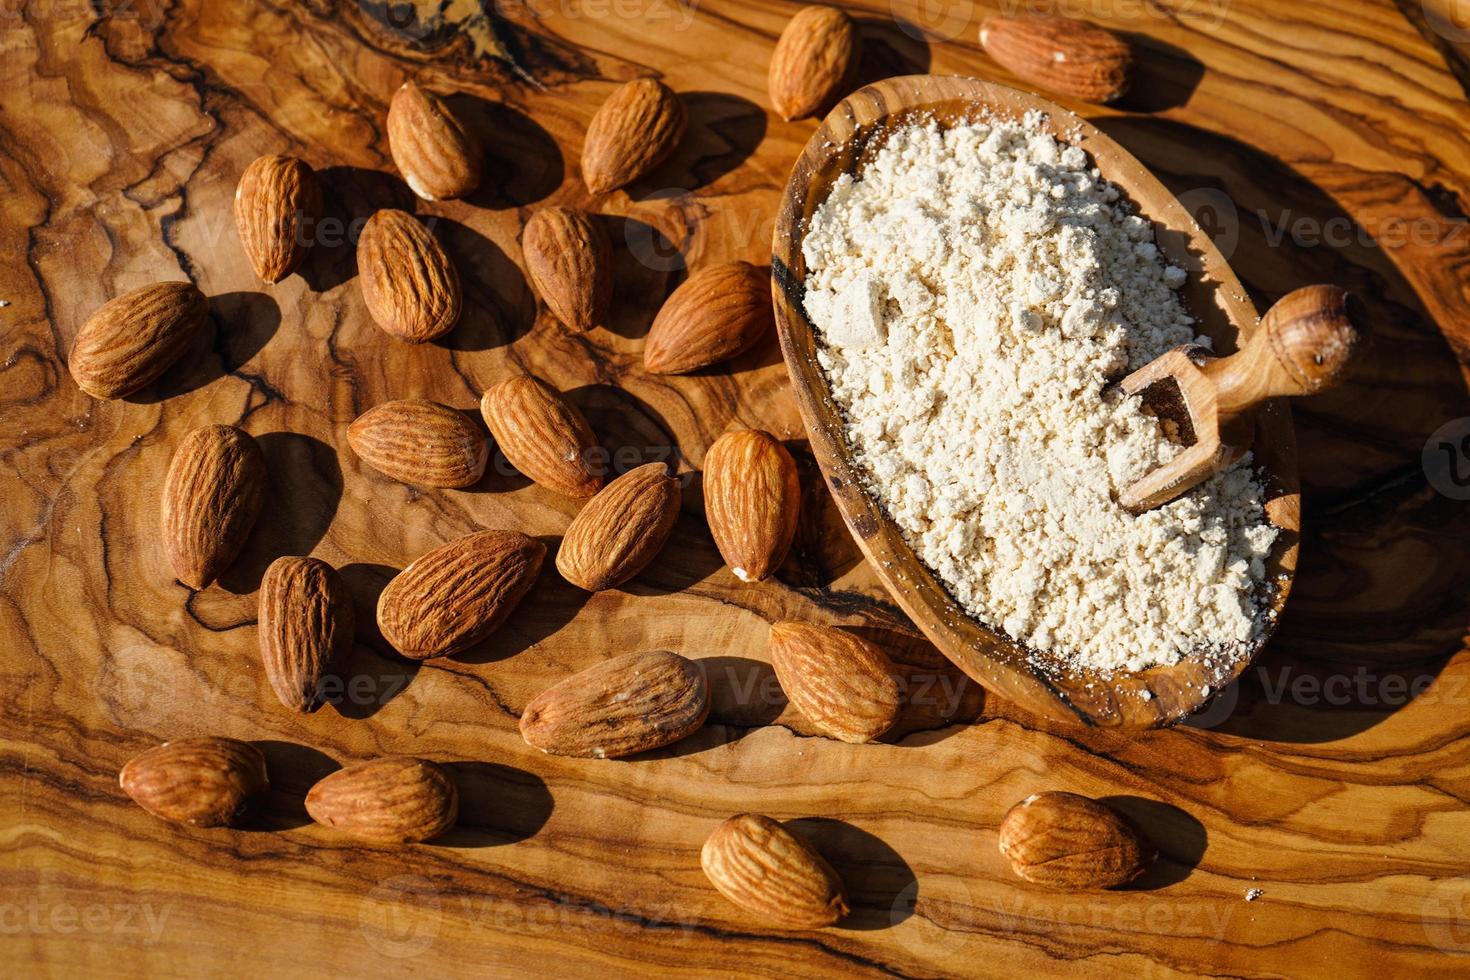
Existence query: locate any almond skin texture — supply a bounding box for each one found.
[480,375,603,498]
[998,791,1154,889]
[258,556,355,712]
[377,530,546,659]
[523,206,612,331]
[768,622,901,743]
[644,261,774,374]
[704,430,800,582]
[386,80,482,201]
[768,6,861,121]
[581,78,686,194]
[120,737,268,828]
[68,281,208,399]
[520,650,710,759]
[347,398,488,489]
[980,15,1133,104]
[305,757,458,844]
[357,208,462,343]
[701,814,849,928]
[556,462,681,591]
[234,154,322,283]
[161,425,267,590]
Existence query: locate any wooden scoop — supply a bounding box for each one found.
[1118,285,1368,513]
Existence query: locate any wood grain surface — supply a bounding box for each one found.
[3,0,1470,976]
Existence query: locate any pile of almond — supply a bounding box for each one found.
[74,5,1166,929]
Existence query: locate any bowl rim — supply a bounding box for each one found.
[770,73,1300,729]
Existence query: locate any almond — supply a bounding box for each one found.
[386,80,482,201]
[161,424,267,589]
[519,650,709,758]
[68,281,209,399]
[234,154,321,283]
[768,6,861,122]
[522,206,612,331]
[556,461,681,591]
[120,737,268,828]
[347,398,488,489]
[480,375,603,498]
[377,529,546,659]
[701,813,849,928]
[768,622,901,743]
[644,261,773,374]
[980,14,1133,104]
[998,791,1154,889]
[357,208,462,343]
[258,556,355,712]
[581,78,686,194]
[305,756,458,844]
[704,430,799,582]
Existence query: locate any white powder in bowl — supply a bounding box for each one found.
[800,114,1279,674]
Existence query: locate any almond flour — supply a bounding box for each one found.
[801,115,1278,674]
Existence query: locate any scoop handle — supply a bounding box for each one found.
[1201,285,1368,420]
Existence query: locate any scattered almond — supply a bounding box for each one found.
[347,398,488,489]
[768,622,901,743]
[161,424,267,589]
[581,78,686,194]
[523,206,612,331]
[357,208,462,343]
[980,14,1133,104]
[644,261,773,374]
[556,461,681,591]
[519,650,709,759]
[120,737,268,828]
[234,154,321,283]
[305,756,458,844]
[68,281,209,399]
[386,80,483,201]
[258,556,355,712]
[704,430,799,582]
[998,791,1154,888]
[768,6,861,122]
[701,813,849,928]
[377,529,546,659]
[480,375,603,497]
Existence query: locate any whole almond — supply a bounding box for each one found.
[305,757,458,844]
[768,622,901,743]
[998,791,1154,889]
[701,813,849,928]
[520,650,709,759]
[704,430,799,582]
[644,261,773,374]
[556,461,681,591]
[768,6,861,122]
[161,424,267,589]
[234,154,321,283]
[386,80,482,201]
[120,737,268,828]
[258,556,355,712]
[377,529,546,659]
[581,78,686,194]
[480,375,603,498]
[980,15,1133,104]
[68,281,208,399]
[522,206,612,331]
[357,208,462,343]
[347,398,488,489]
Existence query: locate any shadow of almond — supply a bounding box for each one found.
[1100,795,1207,890]
[785,816,917,930]
[251,739,341,831]
[437,761,553,848]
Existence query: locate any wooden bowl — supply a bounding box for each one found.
[771,75,1300,729]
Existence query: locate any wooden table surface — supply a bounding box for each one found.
[4,1,1470,976]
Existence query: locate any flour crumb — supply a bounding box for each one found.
[801,116,1278,674]
[1245,888,1264,901]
